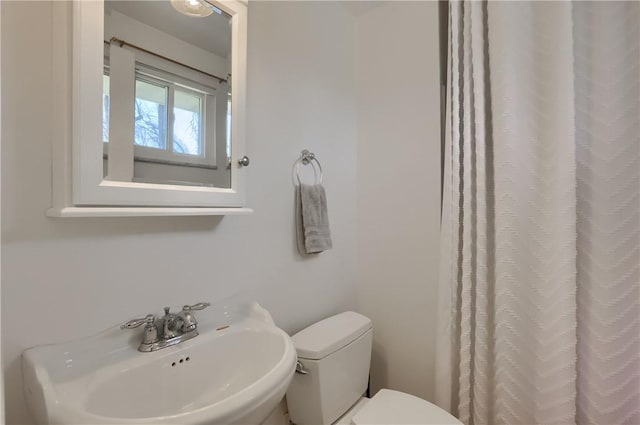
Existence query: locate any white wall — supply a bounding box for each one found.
[355,2,442,402]
[0,2,4,422]
[1,2,357,424]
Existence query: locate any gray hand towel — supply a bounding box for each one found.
[296,184,332,254]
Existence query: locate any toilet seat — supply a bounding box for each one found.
[351,390,462,425]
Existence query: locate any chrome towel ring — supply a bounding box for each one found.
[294,149,323,185]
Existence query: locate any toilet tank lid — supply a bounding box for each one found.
[291,312,372,360]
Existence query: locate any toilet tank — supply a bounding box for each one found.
[286,312,373,425]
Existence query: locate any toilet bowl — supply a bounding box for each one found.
[285,312,462,425]
[332,389,461,425]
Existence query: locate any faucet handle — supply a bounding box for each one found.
[121,314,156,329]
[180,302,210,333]
[183,302,211,311]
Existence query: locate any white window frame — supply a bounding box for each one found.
[136,70,215,168]
[103,61,219,169]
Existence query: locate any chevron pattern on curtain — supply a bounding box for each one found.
[436,2,640,424]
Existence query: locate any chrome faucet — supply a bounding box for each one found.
[121,302,211,352]
[160,307,184,339]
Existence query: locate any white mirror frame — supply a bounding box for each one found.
[48,0,251,217]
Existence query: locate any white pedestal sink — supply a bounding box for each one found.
[22,303,297,424]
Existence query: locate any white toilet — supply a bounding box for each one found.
[286,312,462,425]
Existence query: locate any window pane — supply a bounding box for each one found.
[103,74,110,143]
[173,90,202,156]
[135,79,168,149]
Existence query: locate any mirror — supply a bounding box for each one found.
[48,0,247,214]
[103,0,232,188]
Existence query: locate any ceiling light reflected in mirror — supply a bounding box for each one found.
[170,0,222,18]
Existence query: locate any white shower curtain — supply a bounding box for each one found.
[436,2,639,424]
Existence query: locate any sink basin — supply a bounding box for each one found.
[22,303,297,424]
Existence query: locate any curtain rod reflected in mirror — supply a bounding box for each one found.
[104,38,228,83]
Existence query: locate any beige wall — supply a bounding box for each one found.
[1,2,357,423]
[355,1,442,402]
